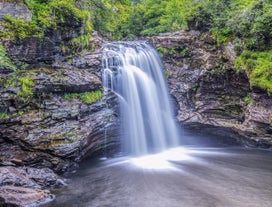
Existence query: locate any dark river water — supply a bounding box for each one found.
[43,132,272,207]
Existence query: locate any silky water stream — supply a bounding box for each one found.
[43,42,272,207]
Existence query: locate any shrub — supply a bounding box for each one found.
[0,112,9,119]
[1,0,92,43]
[64,90,103,104]
[235,50,272,94]
[244,93,252,104]
[0,15,40,40]
[0,44,16,71]
[17,76,34,97]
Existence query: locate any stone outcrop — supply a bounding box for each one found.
[148,30,272,147]
[0,50,119,205]
[241,91,272,145]
[0,59,119,205]
[0,3,32,21]
[0,166,63,207]
[0,186,53,207]
[0,2,112,207]
[0,3,118,171]
[0,66,119,173]
[0,166,63,189]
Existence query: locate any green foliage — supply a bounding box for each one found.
[1,0,92,44]
[164,70,170,79]
[89,0,132,40]
[17,76,34,98]
[157,47,169,57]
[69,34,91,51]
[210,27,231,44]
[64,90,103,104]
[1,0,271,47]
[4,74,16,88]
[12,111,24,117]
[235,50,272,94]
[133,0,191,36]
[2,73,34,99]
[89,0,269,43]
[0,112,9,120]
[228,0,272,50]
[49,0,91,27]
[0,44,16,71]
[0,15,40,40]
[156,46,176,57]
[186,5,212,32]
[244,93,252,104]
[180,47,190,57]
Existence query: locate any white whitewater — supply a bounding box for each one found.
[102,42,180,156]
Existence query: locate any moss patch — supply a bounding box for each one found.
[3,72,34,100]
[0,112,9,119]
[0,44,16,71]
[64,90,103,104]
[17,76,34,97]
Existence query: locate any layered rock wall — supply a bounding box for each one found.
[0,15,119,207]
[0,57,119,173]
[148,30,272,147]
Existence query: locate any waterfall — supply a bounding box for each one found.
[102,42,180,156]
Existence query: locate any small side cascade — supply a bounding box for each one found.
[102,41,180,156]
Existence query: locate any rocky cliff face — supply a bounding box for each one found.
[0,39,119,206]
[0,67,119,170]
[148,30,272,148]
[0,4,120,205]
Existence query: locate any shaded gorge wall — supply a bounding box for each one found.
[148,30,272,148]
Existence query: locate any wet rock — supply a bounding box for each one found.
[0,166,63,189]
[0,94,119,172]
[89,31,104,51]
[72,52,103,77]
[0,61,119,172]
[238,91,272,147]
[0,186,53,207]
[148,30,272,147]
[0,166,62,207]
[0,167,38,189]
[2,37,58,67]
[31,68,102,94]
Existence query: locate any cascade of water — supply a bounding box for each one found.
[102,41,180,156]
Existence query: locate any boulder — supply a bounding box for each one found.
[0,166,63,207]
[0,186,53,207]
[0,166,63,189]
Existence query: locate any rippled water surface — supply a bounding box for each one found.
[43,139,272,207]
